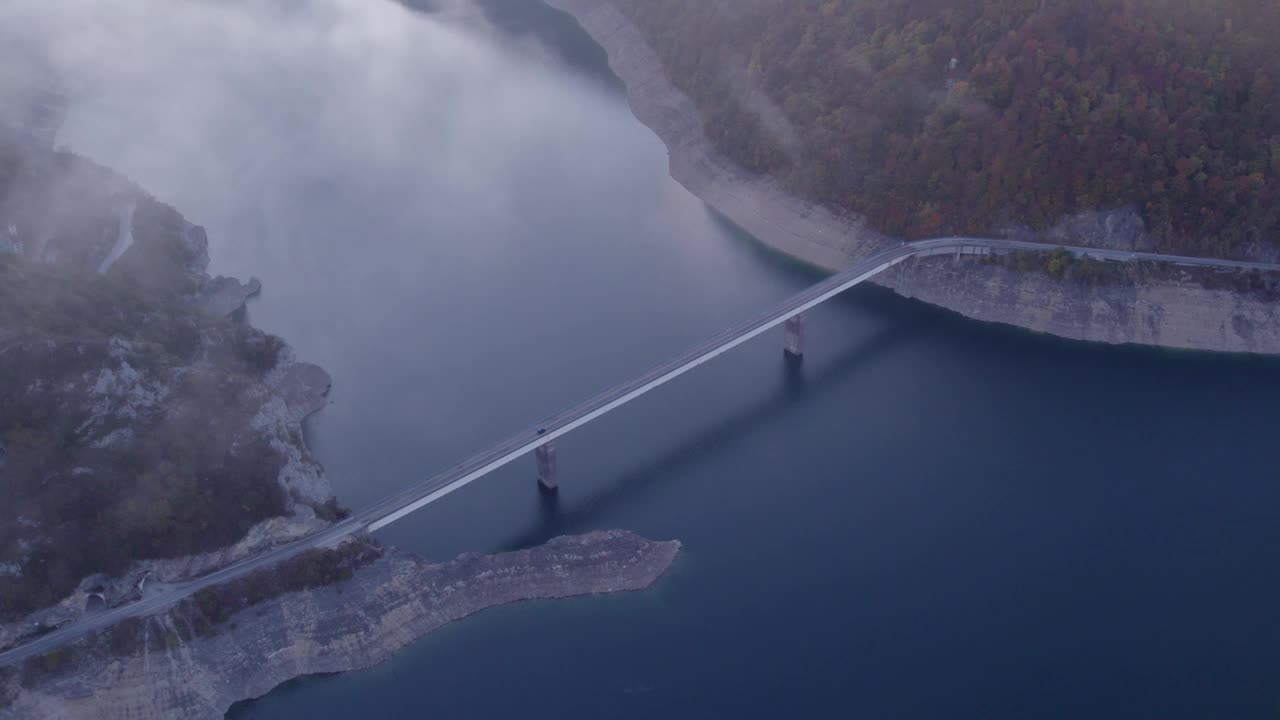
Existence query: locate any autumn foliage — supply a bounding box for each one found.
[617,0,1280,257]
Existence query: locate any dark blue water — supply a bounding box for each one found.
[55,0,1280,716]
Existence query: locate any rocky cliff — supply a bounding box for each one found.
[543,0,1280,355]
[0,136,337,645]
[0,531,681,720]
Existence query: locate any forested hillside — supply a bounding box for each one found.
[0,141,324,622]
[614,0,1280,258]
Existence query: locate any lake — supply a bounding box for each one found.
[51,0,1280,716]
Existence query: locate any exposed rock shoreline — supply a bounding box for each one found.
[0,142,339,651]
[1,530,681,719]
[543,0,1280,355]
[1,118,684,720]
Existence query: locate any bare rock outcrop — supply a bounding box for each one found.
[0,530,681,720]
[879,255,1280,352]
[196,276,262,318]
[0,138,336,641]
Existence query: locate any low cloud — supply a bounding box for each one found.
[0,0,621,257]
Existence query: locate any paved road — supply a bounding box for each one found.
[0,519,362,666]
[4,237,1278,667]
[945,236,1280,271]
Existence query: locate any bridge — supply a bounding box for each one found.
[360,234,1280,526]
[4,236,1279,666]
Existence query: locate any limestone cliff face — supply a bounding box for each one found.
[543,0,1280,355]
[0,531,681,720]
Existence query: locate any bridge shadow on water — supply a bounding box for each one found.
[495,322,916,552]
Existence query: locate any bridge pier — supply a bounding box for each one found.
[535,442,558,492]
[784,314,805,358]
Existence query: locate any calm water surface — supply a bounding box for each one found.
[55,0,1280,716]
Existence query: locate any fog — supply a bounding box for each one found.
[0,0,750,483]
[0,0,636,274]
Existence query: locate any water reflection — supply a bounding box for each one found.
[501,324,913,551]
[22,0,1280,718]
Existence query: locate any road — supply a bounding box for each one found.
[944,236,1280,271]
[3,236,1278,667]
[0,519,362,666]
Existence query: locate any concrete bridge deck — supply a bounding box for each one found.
[360,235,1280,530]
[4,236,1279,667]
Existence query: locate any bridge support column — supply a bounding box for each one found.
[784,314,805,358]
[535,442,557,492]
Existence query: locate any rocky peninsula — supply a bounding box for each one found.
[543,0,1280,355]
[1,531,680,719]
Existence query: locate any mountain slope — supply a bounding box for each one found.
[614,0,1280,258]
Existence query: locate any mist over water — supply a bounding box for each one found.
[12,0,1280,717]
[15,0,627,248]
